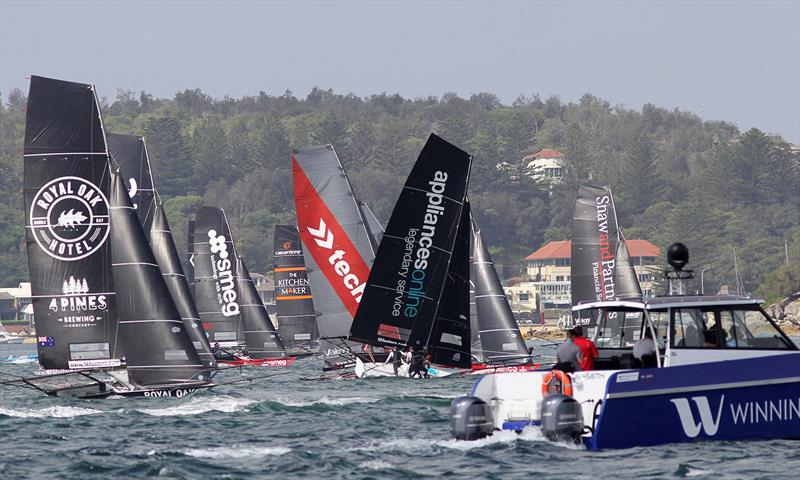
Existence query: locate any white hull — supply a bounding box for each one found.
[354,358,461,379]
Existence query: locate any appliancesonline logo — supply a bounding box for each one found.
[29,176,110,261]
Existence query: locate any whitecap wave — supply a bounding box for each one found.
[137,396,256,416]
[358,460,394,470]
[184,445,291,459]
[2,356,38,364]
[0,405,103,418]
[685,466,714,477]
[267,396,380,407]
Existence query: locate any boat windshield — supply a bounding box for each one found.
[672,307,794,350]
[595,309,666,350]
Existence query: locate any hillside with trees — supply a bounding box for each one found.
[0,87,798,301]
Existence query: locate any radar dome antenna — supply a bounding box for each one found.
[664,242,694,296]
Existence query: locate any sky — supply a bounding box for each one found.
[1,0,798,143]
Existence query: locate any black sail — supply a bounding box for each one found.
[292,145,376,370]
[349,134,472,350]
[110,173,209,386]
[191,206,243,347]
[273,225,319,351]
[23,76,120,371]
[151,203,216,368]
[472,223,529,364]
[106,133,156,236]
[571,186,642,324]
[235,255,286,358]
[428,201,472,368]
[358,200,384,253]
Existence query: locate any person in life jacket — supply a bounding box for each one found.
[211,343,222,359]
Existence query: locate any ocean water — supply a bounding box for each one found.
[0,341,798,480]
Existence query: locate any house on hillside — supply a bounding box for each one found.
[522,148,565,183]
[0,282,33,330]
[504,240,660,322]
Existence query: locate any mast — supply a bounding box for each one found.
[23,76,120,370]
[292,145,375,371]
[273,225,319,351]
[471,220,529,364]
[349,133,473,365]
[110,172,210,386]
[191,206,243,348]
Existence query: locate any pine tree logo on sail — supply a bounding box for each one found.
[29,176,110,261]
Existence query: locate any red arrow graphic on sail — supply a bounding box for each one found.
[307,219,334,249]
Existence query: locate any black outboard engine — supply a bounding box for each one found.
[540,394,584,443]
[450,396,495,440]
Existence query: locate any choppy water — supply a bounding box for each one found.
[0,341,798,479]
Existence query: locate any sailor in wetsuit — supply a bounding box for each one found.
[384,346,404,376]
[211,342,222,360]
[408,347,424,378]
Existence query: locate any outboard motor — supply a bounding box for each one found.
[450,396,495,440]
[540,394,584,443]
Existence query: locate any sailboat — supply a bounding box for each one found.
[273,225,319,354]
[10,75,213,398]
[348,133,474,378]
[469,223,534,374]
[107,133,216,369]
[190,207,295,366]
[570,185,643,335]
[292,145,380,376]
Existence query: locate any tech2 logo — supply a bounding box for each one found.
[29,176,110,261]
[670,395,725,438]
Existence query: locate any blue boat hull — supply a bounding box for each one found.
[588,355,800,449]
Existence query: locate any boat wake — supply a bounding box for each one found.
[136,396,256,416]
[259,396,380,408]
[183,445,291,459]
[0,405,103,418]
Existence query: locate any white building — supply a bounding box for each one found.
[522,148,565,183]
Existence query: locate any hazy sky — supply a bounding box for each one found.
[1,0,798,143]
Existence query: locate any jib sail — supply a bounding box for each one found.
[151,203,216,368]
[472,222,529,364]
[106,134,156,237]
[292,145,375,370]
[273,225,318,351]
[349,134,472,354]
[571,186,642,325]
[427,201,472,368]
[191,206,243,347]
[358,200,384,253]
[110,172,210,386]
[23,76,120,371]
[235,254,287,359]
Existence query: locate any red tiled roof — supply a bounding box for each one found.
[526,239,660,260]
[531,148,565,159]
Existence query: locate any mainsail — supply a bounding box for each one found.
[349,133,473,365]
[110,173,210,386]
[23,76,120,371]
[571,185,642,324]
[471,223,529,364]
[292,145,376,370]
[234,254,287,359]
[273,225,318,352]
[191,206,243,347]
[106,134,156,236]
[151,204,216,368]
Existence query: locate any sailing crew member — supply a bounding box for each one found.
[555,329,582,372]
[633,329,657,363]
[211,342,222,359]
[422,348,432,378]
[409,347,424,378]
[571,326,598,371]
[384,346,404,376]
